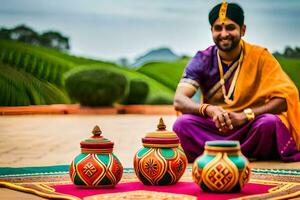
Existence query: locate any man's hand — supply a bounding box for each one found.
[206,106,250,133]
[206,105,233,133]
[227,111,248,128]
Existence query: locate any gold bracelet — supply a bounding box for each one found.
[202,104,209,116]
[199,104,204,116]
[243,108,255,121]
[199,104,210,116]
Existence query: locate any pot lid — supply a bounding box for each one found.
[80,125,114,151]
[205,140,241,152]
[206,140,240,147]
[142,118,179,148]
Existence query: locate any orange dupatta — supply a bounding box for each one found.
[215,40,300,150]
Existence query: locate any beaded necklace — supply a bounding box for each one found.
[217,46,244,104]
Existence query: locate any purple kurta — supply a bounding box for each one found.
[173,114,300,162]
[181,45,237,102]
[181,45,220,95]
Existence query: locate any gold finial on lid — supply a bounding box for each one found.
[157,117,166,130]
[92,125,102,136]
[219,0,228,24]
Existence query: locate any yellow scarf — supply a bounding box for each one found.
[218,40,300,150]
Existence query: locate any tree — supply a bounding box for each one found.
[273,51,282,58]
[0,28,11,40]
[284,46,294,57]
[283,46,300,58]
[0,25,70,51]
[295,47,300,57]
[118,57,129,67]
[10,25,39,45]
[39,31,70,51]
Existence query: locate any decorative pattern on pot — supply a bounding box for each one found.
[70,125,123,188]
[134,118,188,185]
[192,140,251,192]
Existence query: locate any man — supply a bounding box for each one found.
[173,1,300,162]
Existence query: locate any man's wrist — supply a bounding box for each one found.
[205,105,215,117]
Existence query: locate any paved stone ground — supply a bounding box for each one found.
[0,115,178,168]
[0,114,299,199]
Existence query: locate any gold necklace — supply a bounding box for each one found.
[217,49,244,104]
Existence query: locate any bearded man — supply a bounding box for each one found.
[173,1,300,162]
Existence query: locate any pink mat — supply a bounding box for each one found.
[53,181,273,200]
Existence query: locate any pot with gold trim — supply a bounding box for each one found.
[133,118,188,185]
[69,125,123,188]
[192,140,250,192]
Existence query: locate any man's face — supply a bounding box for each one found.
[211,18,245,52]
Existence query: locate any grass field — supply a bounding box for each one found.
[277,57,300,91]
[137,59,189,90]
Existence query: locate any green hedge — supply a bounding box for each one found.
[65,68,128,107]
[123,79,149,104]
[147,94,173,105]
[67,64,175,104]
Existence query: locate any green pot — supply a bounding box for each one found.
[192,140,251,192]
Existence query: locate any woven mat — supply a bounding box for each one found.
[0,165,299,200]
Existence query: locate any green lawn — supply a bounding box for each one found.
[277,57,300,92]
[137,59,189,90]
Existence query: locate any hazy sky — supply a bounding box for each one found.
[0,0,299,61]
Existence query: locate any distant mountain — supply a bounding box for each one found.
[131,47,180,68]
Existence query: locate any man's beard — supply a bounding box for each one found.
[214,36,240,52]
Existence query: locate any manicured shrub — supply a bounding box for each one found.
[123,79,149,104]
[147,94,173,105]
[65,68,128,107]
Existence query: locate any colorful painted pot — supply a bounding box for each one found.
[69,125,123,188]
[192,140,251,192]
[134,118,188,185]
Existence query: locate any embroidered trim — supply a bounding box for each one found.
[179,78,199,90]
